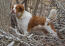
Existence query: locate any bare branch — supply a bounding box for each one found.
[7,41,15,46]
[33,0,40,15]
[16,0,19,4]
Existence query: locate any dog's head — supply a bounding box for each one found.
[11,4,24,14]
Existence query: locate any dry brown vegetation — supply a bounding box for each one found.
[0,0,65,46]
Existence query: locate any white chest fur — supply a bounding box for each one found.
[16,11,32,35]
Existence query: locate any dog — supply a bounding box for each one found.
[11,4,59,38]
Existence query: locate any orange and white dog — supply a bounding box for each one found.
[11,4,58,38]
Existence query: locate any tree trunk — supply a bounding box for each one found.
[33,0,40,15]
[0,0,11,32]
[24,0,28,11]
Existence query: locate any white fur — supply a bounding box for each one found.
[47,9,58,37]
[7,41,15,46]
[48,9,57,19]
[44,25,57,37]
[16,11,32,35]
[13,4,17,13]
[44,18,58,37]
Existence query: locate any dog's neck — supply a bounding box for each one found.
[16,11,24,19]
[16,10,32,19]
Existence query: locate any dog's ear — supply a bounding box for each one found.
[20,0,25,9]
[20,0,25,4]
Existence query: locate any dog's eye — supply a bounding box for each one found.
[19,7,22,10]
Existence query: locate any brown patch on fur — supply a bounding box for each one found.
[48,22,56,32]
[15,4,24,19]
[12,4,24,19]
[27,16,46,33]
[16,4,24,14]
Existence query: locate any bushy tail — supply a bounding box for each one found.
[48,9,57,20]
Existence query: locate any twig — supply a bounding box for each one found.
[59,27,65,32]
[0,29,30,46]
[56,0,65,11]
[7,41,15,46]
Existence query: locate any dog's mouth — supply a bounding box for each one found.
[11,10,16,14]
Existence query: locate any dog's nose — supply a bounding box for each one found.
[10,10,15,15]
[11,10,15,13]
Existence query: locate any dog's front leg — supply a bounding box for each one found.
[21,25,29,36]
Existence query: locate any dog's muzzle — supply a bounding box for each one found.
[11,10,15,14]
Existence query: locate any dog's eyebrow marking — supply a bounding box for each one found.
[13,4,17,13]
[13,5,17,10]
